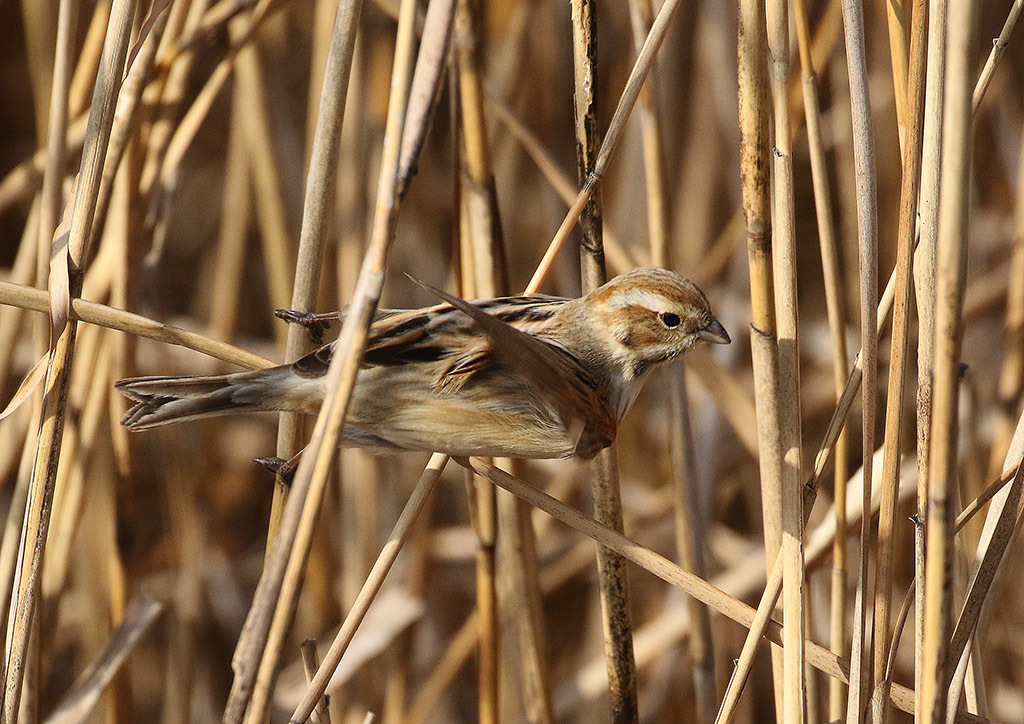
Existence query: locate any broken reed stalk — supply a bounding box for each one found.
[971,0,1024,113]
[765,0,806,717]
[300,639,333,724]
[1,1,137,718]
[221,0,420,719]
[264,0,362,554]
[735,0,786,714]
[839,0,880,718]
[919,0,977,719]
[870,1,927,722]
[790,0,850,716]
[458,458,991,724]
[570,2,639,722]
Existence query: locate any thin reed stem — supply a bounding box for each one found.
[840,0,880,718]
[920,0,978,719]
[870,1,927,722]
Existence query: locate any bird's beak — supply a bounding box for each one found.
[698,318,731,345]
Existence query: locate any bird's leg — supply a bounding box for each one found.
[274,309,338,344]
[254,449,304,483]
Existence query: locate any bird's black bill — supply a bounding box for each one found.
[698,319,731,345]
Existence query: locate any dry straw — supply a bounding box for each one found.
[1,0,1023,723]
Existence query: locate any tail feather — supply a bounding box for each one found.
[115,369,291,431]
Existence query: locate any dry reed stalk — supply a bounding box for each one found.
[403,612,479,724]
[483,94,639,274]
[1,1,137,718]
[453,2,552,717]
[765,0,806,716]
[36,0,79,360]
[839,0,880,718]
[0,196,41,432]
[288,454,449,723]
[305,0,337,165]
[18,0,55,141]
[264,0,363,551]
[0,281,273,370]
[869,2,927,722]
[988,99,1024,481]
[666,368,716,723]
[230,18,295,343]
[626,0,667,269]
[989,129,1024,479]
[971,0,1024,112]
[67,0,110,121]
[143,0,291,256]
[43,596,163,724]
[85,4,172,257]
[884,0,910,150]
[919,0,978,719]
[735,0,786,712]
[454,5,501,719]
[882,463,1021,684]
[300,639,333,724]
[711,445,908,724]
[222,0,419,718]
[208,97,252,344]
[140,0,213,204]
[915,0,946,706]
[159,428,206,724]
[458,458,991,724]
[39,333,114,611]
[0,0,287,216]
[570,3,639,722]
[944,399,1024,712]
[790,0,851,713]
[627,1,715,716]
[0,116,86,214]
[526,0,688,292]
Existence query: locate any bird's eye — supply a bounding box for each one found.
[660,312,681,328]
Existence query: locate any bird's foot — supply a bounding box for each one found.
[274,309,335,344]
[254,453,301,484]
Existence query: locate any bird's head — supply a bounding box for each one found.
[585,268,730,380]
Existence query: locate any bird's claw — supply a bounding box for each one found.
[274,309,332,344]
[254,455,300,484]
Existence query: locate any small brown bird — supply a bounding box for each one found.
[116,268,729,459]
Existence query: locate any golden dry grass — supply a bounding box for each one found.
[0,0,1023,722]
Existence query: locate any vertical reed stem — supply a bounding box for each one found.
[571,4,638,720]
[839,0,879,719]
[766,0,805,717]
[870,0,927,719]
[920,0,977,718]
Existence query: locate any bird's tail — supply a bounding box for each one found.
[116,367,299,431]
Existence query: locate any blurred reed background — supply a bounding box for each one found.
[0,0,1022,722]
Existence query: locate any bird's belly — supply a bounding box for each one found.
[344,368,579,459]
